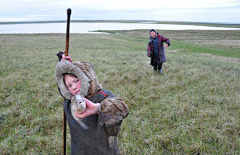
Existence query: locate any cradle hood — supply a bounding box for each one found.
[55,60,102,100]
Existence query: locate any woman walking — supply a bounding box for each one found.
[147,29,170,74]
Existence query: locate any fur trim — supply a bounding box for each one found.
[72,62,102,98]
[55,60,90,100]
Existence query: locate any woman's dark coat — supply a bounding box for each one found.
[147,33,170,65]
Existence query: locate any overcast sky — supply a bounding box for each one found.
[1,0,240,23]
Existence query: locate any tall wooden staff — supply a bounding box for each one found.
[63,8,71,155]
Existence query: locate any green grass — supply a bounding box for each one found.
[0,30,240,154]
[171,40,240,58]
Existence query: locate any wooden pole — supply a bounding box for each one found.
[65,8,71,56]
[63,8,71,155]
[63,102,66,155]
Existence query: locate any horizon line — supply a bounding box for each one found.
[0,20,240,26]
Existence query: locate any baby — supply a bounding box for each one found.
[55,51,129,154]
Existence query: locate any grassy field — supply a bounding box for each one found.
[0,30,240,154]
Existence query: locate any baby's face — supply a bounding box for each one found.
[65,75,81,95]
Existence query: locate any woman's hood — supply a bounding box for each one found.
[55,60,102,100]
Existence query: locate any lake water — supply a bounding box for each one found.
[0,22,239,34]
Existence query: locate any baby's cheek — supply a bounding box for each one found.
[69,89,74,95]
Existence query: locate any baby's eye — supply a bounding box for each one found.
[75,80,79,83]
[67,85,72,88]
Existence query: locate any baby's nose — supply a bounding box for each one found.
[73,85,77,90]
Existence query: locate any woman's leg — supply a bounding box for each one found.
[158,63,163,74]
[153,65,157,71]
[158,63,162,70]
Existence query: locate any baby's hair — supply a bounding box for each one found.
[63,73,78,86]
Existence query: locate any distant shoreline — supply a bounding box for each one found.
[0,20,240,28]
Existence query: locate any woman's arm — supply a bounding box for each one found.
[160,35,170,46]
[147,44,152,57]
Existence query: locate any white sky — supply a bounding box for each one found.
[1,0,240,23]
